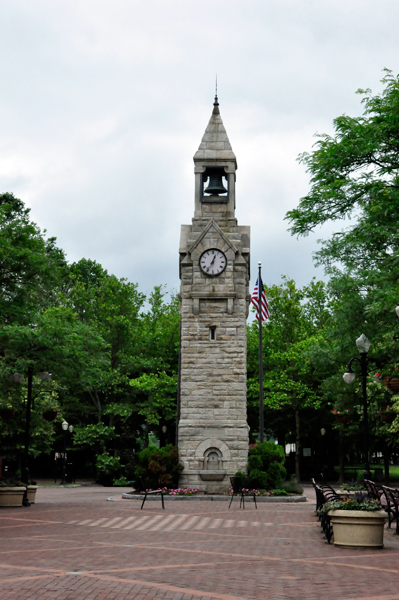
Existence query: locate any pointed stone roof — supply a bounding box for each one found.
[194,96,236,163]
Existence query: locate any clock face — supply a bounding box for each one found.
[199,249,227,276]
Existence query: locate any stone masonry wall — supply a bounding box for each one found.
[178,216,250,493]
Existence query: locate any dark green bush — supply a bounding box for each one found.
[236,441,286,491]
[281,475,303,495]
[270,488,289,496]
[134,444,183,489]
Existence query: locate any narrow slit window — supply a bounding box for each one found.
[209,326,216,341]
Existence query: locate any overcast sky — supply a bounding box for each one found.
[2,0,399,301]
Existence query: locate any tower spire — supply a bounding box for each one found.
[213,75,219,115]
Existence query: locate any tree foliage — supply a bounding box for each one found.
[284,70,399,478]
[0,195,180,480]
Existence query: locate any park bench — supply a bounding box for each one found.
[311,478,341,544]
[228,476,257,509]
[364,479,383,501]
[381,485,399,534]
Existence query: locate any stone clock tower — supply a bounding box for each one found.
[177,96,250,493]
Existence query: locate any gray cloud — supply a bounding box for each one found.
[1,0,398,300]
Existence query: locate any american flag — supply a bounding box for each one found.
[251,277,269,322]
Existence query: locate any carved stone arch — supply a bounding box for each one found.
[203,447,223,470]
[195,438,231,461]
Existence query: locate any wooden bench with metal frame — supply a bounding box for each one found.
[228,476,257,509]
[311,478,341,544]
[381,485,399,534]
[364,479,383,501]
[136,476,165,510]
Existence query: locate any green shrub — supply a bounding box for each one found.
[281,474,303,495]
[236,441,286,491]
[134,444,183,489]
[356,471,365,484]
[96,452,123,486]
[270,488,288,496]
[113,476,130,486]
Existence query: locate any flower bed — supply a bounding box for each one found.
[139,487,200,496]
[322,492,381,513]
[340,481,366,492]
[229,487,265,496]
[228,487,299,497]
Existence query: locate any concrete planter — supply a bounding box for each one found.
[27,485,38,504]
[0,487,25,507]
[329,509,388,548]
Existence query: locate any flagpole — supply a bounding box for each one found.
[258,261,264,443]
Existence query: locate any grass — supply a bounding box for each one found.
[335,464,399,482]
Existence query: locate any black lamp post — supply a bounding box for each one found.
[21,367,33,506]
[320,427,326,483]
[10,368,51,507]
[61,421,68,485]
[342,333,372,480]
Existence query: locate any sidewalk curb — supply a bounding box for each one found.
[115,493,307,503]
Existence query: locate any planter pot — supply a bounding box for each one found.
[27,485,38,504]
[328,509,388,548]
[0,408,15,420]
[0,487,25,507]
[380,412,396,423]
[383,377,399,393]
[335,415,351,424]
[43,410,58,422]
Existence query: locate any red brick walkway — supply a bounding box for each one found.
[0,485,398,600]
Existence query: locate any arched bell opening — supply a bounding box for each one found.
[200,166,229,204]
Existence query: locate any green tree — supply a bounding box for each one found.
[285,70,399,476]
[285,70,399,307]
[248,277,331,480]
[0,306,106,468]
[0,193,66,324]
[61,265,180,472]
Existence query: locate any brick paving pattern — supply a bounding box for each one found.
[0,485,398,600]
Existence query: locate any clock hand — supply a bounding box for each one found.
[210,255,216,266]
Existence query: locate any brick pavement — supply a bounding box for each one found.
[0,485,398,600]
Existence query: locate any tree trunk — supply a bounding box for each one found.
[383,441,390,484]
[144,422,149,449]
[159,426,165,448]
[295,408,301,483]
[277,430,285,449]
[338,430,345,485]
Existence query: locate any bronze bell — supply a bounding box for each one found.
[204,171,227,195]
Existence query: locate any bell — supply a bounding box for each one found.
[204,172,227,195]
